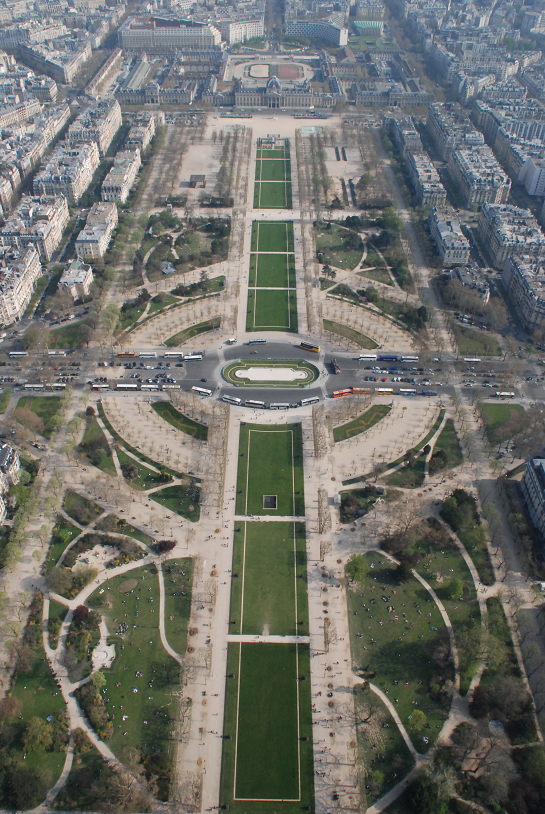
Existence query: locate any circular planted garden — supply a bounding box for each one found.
[223,359,319,387]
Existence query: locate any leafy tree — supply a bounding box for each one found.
[46,567,72,595]
[6,766,49,809]
[410,709,427,732]
[73,604,90,623]
[345,554,369,583]
[24,716,53,752]
[158,539,175,552]
[21,326,41,350]
[121,461,138,481]
[92,671,106,691]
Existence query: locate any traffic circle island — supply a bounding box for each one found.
[222,359,320,387]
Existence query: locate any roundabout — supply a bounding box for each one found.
[223,358,320,387]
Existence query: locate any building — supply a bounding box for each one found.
[427,102,485,161]
[101,149,141,203]
[406,151,447,207]
[118,17,222,50]
[125,113,156,153]
[354,79,433,108]
[233,76,342,109]
[447,147,511,207]
[18,40,92,84]
[285,19,348,46]
[522,458,545,539]
[0,195,69,262]
[502,256,545,330]
[0,443,20,484]
[75,201,118,260]
[58,259,93,299]
[382,111,423,157]
[0,96,41,130]
[217,17,264,45]
[33,141,100,204]
[0,244,41,325]
[429,207,471,266]
[478,203,545,270]
[67,100,122,157]
[451,265,490,303]
[356,0,386,19]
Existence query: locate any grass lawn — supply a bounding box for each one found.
[323,319,378,349]
[223,360,318,388]
[315,222,363,270]
[86,566,180,763]
[63,490,103,525]
[481,402,526,445]
[254,181,291,209]
[251,221,294,253]
[150,481,201,521]
[24,275,48,317]
[430,419,463,471]
[229,521,308,636]
[52,740,113,811]
[249,289,290,330]
[256,159,291,182]
[340,486,383,524]
[48,324,91,350]
[235,423,305,516]
[119,302,146,331]
[149,294,178,314]
[117,448,172,489]
[220,642,313,811]
[163,558,193,655]
[252,253,291,288]
[79,417,116,474]
[14,396,62,439]
[46,516,82,571]
[346,554,451,752]
[320,278,336,290]
[385,456,426,488]
[96,515,154,547]
[453,325,501,357]
[152,401,208,441]
[0,386,12,413]
[257,148,288,159]
[165,316,221,347]
[334,404,391,442]
[358,266,393,286]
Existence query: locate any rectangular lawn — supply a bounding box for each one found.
[256,253,289,287]
[254,181,289,209]
[253,221,290,252]
[253,288,291,329]
[257,159,290,182]
[229,521,308,636]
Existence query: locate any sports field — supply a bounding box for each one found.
[254,138,292,209]
[247,221,298,332]
[229,521,308,636]
[235,423,305,516]
[220,642,314,811]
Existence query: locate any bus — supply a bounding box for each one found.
[401,356,418,362]
[300,396,320,406]
[495,391,515,399]
[161,383,180,389]
[164,352,184,358]
[140,384,159,391]
[378,354,398,361]
[331,358,341,374]
[422,389,438,396]
[184,354,203,361]
[399,388,417,394]
[463,357,481,363]
[376,388,394,394]
[192,386,212,396]
[270,402,290,410]
[49,383,66,390]
[248,339,266,345]
[300,341,320,353]
[358,354,377,361]
[223,395,242,405]
[116,383,138,390]
[139,352,157,358]
[92,383,110,391]
[332,389,352,398]
[117,351,136,358]
[24,383,44,390]
[351,387,372,395]
[245,399,266,408]
[9,351,27,358]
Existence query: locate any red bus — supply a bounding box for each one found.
[332,389,352,398]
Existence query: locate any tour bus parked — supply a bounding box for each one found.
[192,386,212,397]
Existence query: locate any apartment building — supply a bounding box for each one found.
[0,244,41,325]
[216,17,264,44]
[75,201,117,260]
[118,17,222,50]
[429,207,470,266]
[0,195,69,262]
[0,96,41,130]
[101,148,141,204]
[502,256,545,330]
[125,114,155,153]
[477,203,545,270]
[0,442,20,484]
[447,147,511,207]
[451,265,490,303]
[67,99,122,157]
[382,111,423,157]
[427,102,485,161]
[406,151,447,206]
[18,40,92,84]
[285,19,348,46]
[522,458,545,538]
[58,259,93,299]
[33,141,100,204]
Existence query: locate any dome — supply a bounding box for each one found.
[266,76,281,91]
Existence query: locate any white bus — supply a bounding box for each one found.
[399,388,417,394]
[164,352,184,358]
[24,383,44,390]
[161,383,180,389]
[49,383,66,390]
[376,388,394,394]
[139,352,157,358]
[463,357,481,363]
[358,354,377,361]
[300,396,319,406]
[223,395,242,405]
[184,354,203,361]
[270,402,290,410]
[140,383,159,391]
[401,356,418,362]
[495,391,515,399]
[92,383,110,391]
[245,399,266,408]
[9,351,27,358]
[192,386,212,396]
[116,383,139,390]
[248,339,266,345]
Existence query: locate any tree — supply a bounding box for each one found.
[73,604,90,623]
[121,461,138,481]
[6,766,49,810]
[24,716,53,752]
[92,671,106,691]
[345,554,369,583]
[446,577,463,600]
[158,539,175,552]
[410,709,427,732]
[0,696,22,721]
[21,326,41,350]
[46,567,72,595]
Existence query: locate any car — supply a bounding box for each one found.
[201,378,208,383]
[175,363,183,367]
[484,383,492,387]
[147,378,153,383]
[381,377,388,382]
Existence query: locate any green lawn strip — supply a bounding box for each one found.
[255,181,289,209]
[152,401,208,441]
[259,148,287,158]
[453,325,501,357]
[119,302,146,331]
[219,642,314,812]
[334,404,390,442]
[385,457,426,488]
[51,738,114,811]
[46,516,82,572]
[47,324,90,350]
[24,275,48,317]
[248,255,256,286]
[440,490,495,586]
[63,490,104,525]
[79,416,116,474]
[0,386,12,413]
[340,486,383,524]
[358,267,394,286]
[47,598,69,649]
[14,396,62,440]
[258,159,290,182]
[251,221,292,252]
[320,278,336,290]
[230,522,308,636]
[164,316,221,347]
[163,558,193,655]
[288,255,296,287]
[148,294,179,314]
[116,448,172,490]
[86,566,180,790]
[256,253,290,288]
[97,403,184,479]
[253,288,291,329]
[235,423,305,516]
[323,319,378,349]
[480,402,526,445]
[354,686,415,805]
[429,419,463,472]
[346,555,452,753]
[150,481,201,522]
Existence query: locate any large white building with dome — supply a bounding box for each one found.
[233,76,343,108]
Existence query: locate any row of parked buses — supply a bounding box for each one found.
[357,354,419,362]
[92,382,182,392]
[116,351,203,361]
[222,395,321,409]
[332,386,438,397]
